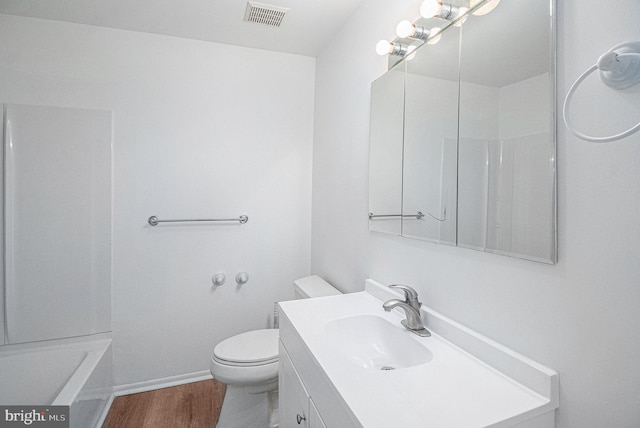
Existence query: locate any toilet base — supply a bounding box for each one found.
[216,385,279,428]
[268,389,279,428]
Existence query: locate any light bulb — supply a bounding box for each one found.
[396,20,416,39]
[376,40,392,56]
[375,41,409,57]
[427,27,442,45]
[454,7,469,26]
[405,45,418,61]
[420,0,441,18]
[470,0,500,15]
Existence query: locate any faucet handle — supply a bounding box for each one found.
[388,284,422,309]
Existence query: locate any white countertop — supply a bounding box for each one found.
[278,280,558,427]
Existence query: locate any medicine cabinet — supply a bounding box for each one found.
[368,0,556,263]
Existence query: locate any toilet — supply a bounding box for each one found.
[210,275,341,428]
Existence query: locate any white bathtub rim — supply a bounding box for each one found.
[52,340,111,406]
[0,333,112,407]
[0,332,112,357]
[95,392,115,428]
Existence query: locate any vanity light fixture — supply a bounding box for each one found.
[376,1,472,58]
[420,0,468,22]
[376,40,411,56]
[470,0,500,16]
[396,20,442,44]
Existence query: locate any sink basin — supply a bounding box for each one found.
[324,315,433,370]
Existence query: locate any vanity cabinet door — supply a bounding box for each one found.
[279,343,310,428]
[309,399,327,428]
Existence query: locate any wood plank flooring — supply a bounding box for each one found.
[103,379,226,428]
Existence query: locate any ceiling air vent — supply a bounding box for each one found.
[244,1,290,28]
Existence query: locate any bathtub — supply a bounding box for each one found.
[0,334,113,428]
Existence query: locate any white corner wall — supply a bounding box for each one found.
[312,1,640,427]
[0,14,315,386]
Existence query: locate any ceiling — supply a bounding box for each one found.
[0,0,365,57]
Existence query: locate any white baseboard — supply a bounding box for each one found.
[113,370,213,397]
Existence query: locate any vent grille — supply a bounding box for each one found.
[244,1,289,27]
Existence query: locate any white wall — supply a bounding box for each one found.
[0,14,315,386]
[313,1,640,428]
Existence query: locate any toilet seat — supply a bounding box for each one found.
[210,329,280,387]
[213,329,279,366]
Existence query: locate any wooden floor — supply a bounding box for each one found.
[103,379,226,428]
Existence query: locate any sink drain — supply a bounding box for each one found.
[380,366,395,371]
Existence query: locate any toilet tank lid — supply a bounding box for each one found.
[293,275,341,298]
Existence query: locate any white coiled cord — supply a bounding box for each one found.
[563,41,640,143]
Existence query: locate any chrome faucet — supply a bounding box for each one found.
[389,284,421,311]
[383,284,431,337]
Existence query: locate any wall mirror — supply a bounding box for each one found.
[402,25,460,245]
[368,0,557,264]
[368,63,406,236]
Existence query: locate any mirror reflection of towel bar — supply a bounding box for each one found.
[368,208,446,222]
[148,215,248,226]
[368,211,424,220]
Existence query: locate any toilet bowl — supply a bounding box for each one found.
[210,275,341,428]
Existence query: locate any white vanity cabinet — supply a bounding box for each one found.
[308,400,326,428]
[277,280,559,428]
[279,342,327,428]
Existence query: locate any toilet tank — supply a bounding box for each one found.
[293,275,341,299]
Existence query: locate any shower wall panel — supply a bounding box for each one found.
[3,104,112,344]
